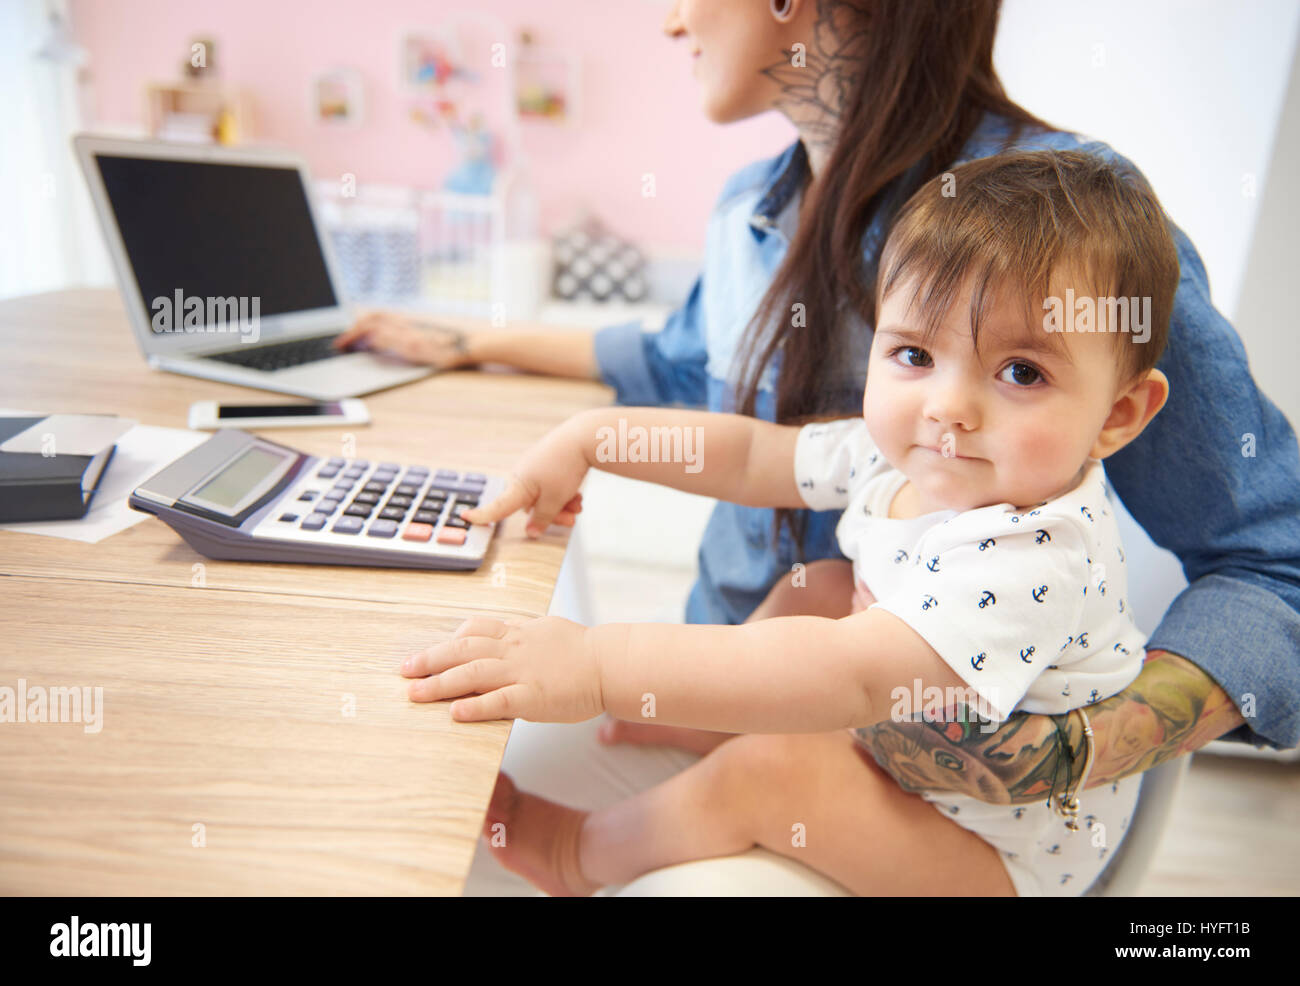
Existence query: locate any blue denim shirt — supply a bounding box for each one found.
[593,113,1300,750]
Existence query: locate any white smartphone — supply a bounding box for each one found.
[188,399,370,431]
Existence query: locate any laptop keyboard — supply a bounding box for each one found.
[204,333,344,372]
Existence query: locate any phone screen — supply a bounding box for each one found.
[216,403,343,419]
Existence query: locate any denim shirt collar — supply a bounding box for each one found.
[748,140,809,242]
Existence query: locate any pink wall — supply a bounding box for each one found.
[69,0,797,253]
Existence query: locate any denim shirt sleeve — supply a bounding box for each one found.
[1103,224,1300,749]
[592,273,709,408]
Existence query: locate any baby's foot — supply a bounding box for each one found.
[598,717,733,754]
[482,773,601,897]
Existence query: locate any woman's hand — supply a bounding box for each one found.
[402,615,605,723]
[459,415,591,536]
[334,310,477,369]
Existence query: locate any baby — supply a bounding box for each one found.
[402,149,1181,896]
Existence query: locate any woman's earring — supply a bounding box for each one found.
[771,0,793,19]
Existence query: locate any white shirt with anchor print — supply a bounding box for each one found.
[794,416,1146,896]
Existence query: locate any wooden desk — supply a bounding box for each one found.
[0,289,611,894]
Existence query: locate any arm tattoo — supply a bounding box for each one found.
[759,0,868,163]
[856,651,1246,805]
[414,319,469,354]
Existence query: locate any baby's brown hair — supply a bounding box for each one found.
[876,149,1180,384]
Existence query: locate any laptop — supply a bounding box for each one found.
[73,134,433,400]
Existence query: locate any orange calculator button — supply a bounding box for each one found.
[402,523,433,542]
[436,527,467,545]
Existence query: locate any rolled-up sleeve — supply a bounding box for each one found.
[593,276,709,409]
[1106,224,1300,749]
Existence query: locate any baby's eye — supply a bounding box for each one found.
[892,346,933,368]
[999,361,1043,387]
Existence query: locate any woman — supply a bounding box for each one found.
[339,0,1299,893]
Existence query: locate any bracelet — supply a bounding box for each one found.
[1056,706,1096,832]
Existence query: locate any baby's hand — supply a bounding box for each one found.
[401,616,603,723]
[459,418,588,536]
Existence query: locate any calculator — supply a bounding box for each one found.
[129,429,506,570]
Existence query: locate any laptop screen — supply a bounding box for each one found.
[92,154,338,328]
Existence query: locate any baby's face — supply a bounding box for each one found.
[864,275,1128,513]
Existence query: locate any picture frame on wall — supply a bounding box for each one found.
[311,67,364,126]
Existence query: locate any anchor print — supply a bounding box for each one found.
[834,485,848,496]
[863,504,873,516]
[1118,598,1125,614]
[1077,632,1089,649]
[1061,681,1070,696]
[1060,636,1074,651]
[1098,847,1109,861]
[800,478,814,490]
[1046,844,1062,856]
[1060,874,1073,886]
[1012,808,1026,820]
[1032,584,1049,603]
[970,652,987,671]
[1080,505,1094,522]
[867,453,878,466]
[1113,642,1129,656]
[893,549,909,564]
[1020,645,1036,663]
[1034,529,1051,544]
[921,595,938,611]
[1117,546,1125,563]
[926,555,940,572]
[948,805,960,815]
[1089,689,1100,703]
[978,590,996,608]
[978,538,996,551]
[849,467,855,479]
[1097,579,1107,596]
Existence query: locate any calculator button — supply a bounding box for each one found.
[279,512,299,523]
[326,457,345,467]
[344,504,373,518]
[400,473,426,485]
[372,469,398,480]
[429,480,482,495]
[300,513,328,531]
[436,527,467,545]
[367,519,399,538]
[352,491,380,504]
[378,461,400,471]
[317,466,339,479]
[395,484,421,497]
[379,506,408,521]
[402,522,434,542]
[436,468,459,478]
[332,516,364,534]
[420,495,446,508]
[317,499,340,515]
[330,484,353,498]
[363,481,389,493]
[413,509,441,524]
[453,494,479,507]
[465,472,487,483]
[350,460,370,470]
[297,491,317,501]
[445,516,469,529]
[343,467,365,479]
[385,494,413,508]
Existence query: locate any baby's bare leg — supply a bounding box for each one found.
[600,560,857,752]
[577,729,1014,894]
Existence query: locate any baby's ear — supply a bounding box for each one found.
[1090,368,1170,460]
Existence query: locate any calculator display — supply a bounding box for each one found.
[190,446,290,511]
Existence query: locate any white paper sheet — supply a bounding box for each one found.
[0,410,207,544]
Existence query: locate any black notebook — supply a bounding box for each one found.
[0,415,129,522]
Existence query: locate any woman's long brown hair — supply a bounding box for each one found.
[732,0,1054,551]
